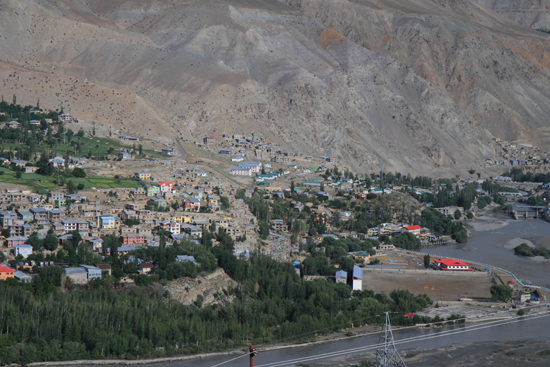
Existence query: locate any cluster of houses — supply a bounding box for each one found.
[486,139,547,167]
[0,172,263,261]
[0,156,88,173]
[0,251,201,284]
[198,133,331,168]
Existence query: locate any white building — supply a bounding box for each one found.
[14,244,33,258]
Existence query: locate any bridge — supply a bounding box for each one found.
[514,205,546,219]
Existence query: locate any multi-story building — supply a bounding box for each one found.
[159,221,180,235]
[145,184,160,197]
[158,182,173,193]
[97,216,116,229]
[120,235,146,245]
[134,170,151,180]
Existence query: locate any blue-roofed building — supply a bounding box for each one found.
[80,265,102,280]
[176,255,198,265]
[14,270,32,283]
[303,181,322,187]
[17,210,33,223]
[349,265,363,291]
[335,270,347,284]
[117,152,131,160]
[118,246,135,255]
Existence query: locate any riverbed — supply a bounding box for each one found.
[425,216,550,288]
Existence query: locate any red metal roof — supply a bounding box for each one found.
[404,313,415,318]
[0,265,14,273]
[404,225,421,230]
[434,258,469,267]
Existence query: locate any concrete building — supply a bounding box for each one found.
[65,267,88,284]
[14,244,33,258]
[14,270,32,282]
[134,170,151,180]
[80,265,102,281]
[98,216,116,229]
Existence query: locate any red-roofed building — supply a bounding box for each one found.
[433,258,470,271]
[402,225,421,236]
[158,182,173,193]
[0,265,15,280]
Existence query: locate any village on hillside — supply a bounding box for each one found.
[0,104,547,308]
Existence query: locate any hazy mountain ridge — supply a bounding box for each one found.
[2,0,550,174]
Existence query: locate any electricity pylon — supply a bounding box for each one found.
[375,312,407,367]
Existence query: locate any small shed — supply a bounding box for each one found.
[14,270,32,283]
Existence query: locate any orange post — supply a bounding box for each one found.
[249,345,257,367]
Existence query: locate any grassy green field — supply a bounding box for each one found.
[0,167,140,194]
[5,135,164,160]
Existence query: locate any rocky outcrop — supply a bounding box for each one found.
[164,268,237,306]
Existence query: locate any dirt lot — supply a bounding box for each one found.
[363,269,493,301]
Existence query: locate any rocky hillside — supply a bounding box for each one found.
[474,0,550,29]
[3,0,550,174]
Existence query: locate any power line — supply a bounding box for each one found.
[255,313,550,367]
[375,312,406,367]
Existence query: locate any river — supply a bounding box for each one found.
[424,216,550,288]
[77,314,550,367]
[77,216,550,367]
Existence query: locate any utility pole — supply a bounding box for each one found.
[249,345,257,367]
[375,312,406,367]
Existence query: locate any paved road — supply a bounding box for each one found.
[173,138,186,158]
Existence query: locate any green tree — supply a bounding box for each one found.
[454,210,461,220]
[66,180,76,194]
[43,229,58,251]
[220,196,230,210]
[490,284,513,302]
[423,254,430,269]
[72,167,86,178]
[26,232,43,252]
[259,220,270,240]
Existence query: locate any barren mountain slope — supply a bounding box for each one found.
[473,0,550,30]
[2,0,550,174]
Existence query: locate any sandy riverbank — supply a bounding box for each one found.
[309,339,550,367]
[503,237,534,250]
[465,214,511,232]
